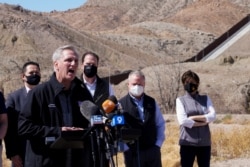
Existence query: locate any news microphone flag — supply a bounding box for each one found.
[111,115,125,127]
[91,115,103,126]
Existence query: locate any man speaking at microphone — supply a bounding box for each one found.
[18,45,93,167]
[119,70,166,167]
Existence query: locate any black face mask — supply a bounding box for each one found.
[184,83,198,93]
[26,74,41,85]
[84,65,97,78]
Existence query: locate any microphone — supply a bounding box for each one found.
[91,115,110,127]
[102,95,118,114]
[80,100,109,126]
[111,102,125,127]
[111,115,125,127]
[80,100,101,122]
[101,96,125,127]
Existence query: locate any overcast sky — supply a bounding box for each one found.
[0,0,87,12]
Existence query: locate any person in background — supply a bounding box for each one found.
[80,51,114,108]
[176,70,216,167]
[4,61,41,167]
[0,91,7,167]
[18,45,93,167]
[119,70,165,167]
[80,51,115,166]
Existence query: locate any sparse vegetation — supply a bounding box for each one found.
[212,126,250,160]
[214,114,233,124]
[161,122,250,166]
[2,115,250,166]
[153,63,181,114]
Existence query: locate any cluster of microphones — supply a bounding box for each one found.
[80,95,125,129]
[80,95,141,142]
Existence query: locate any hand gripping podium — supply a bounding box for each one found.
[50,130,90,149]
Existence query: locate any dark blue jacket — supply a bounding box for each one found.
[4,87,27,161]
[0,91,6,146]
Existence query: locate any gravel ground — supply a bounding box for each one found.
[211,158,250,167]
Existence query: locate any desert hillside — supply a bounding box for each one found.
[0,0,250,113]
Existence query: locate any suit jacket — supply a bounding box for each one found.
[4,87,27,160]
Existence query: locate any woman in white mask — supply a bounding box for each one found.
[119,70,165,167]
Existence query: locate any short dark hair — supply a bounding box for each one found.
[22,61,40,73]
[181,70,200,85]
[81,51,99,63]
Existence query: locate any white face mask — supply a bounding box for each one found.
[129,85,144,97]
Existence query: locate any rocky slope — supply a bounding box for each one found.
[0,0,250,113]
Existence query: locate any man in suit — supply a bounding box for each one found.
[4,61,41,167]
[0,91,7,167]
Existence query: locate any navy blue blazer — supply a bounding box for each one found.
[4,87,27,161]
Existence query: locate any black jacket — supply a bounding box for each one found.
[119,93,157,149]
[18,73,93,167]
[0,92,6,146]
[80,74,110,109]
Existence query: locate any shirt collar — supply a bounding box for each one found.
[129,93,144,102]
[83,77,97,86]
[25,85,31,93]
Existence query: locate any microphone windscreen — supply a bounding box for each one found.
[80,100,101,122]
[102,99,116,114]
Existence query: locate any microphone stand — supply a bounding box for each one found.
[93,125,116,167]
[103,128,115,167]
[97,128,104,167]
[90,130,97,167]
[112,107,123,167]
[114,125,122,167]
[88,126,104,167]
[136,139,141,167]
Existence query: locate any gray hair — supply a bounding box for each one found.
[128,70,145,81]
[52,45,79,62]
